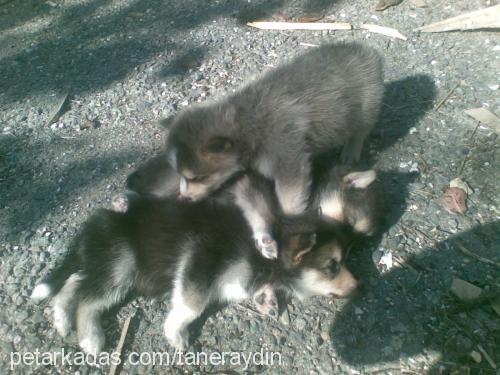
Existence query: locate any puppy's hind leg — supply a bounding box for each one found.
[76,250,136,355]
[52,273,84,337]
[164,285,208,351]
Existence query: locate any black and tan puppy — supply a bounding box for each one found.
[125,154,382,255]
[31,196,357,355]
[124,154,280,258]
[164,42,384,217]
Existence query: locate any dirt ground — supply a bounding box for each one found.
[0,0,499,373]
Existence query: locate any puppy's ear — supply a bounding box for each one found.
[203,136,234,154]
[343,170,376,189]
[290,233,317,265]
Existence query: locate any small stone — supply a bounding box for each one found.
[280,306,290,326]
[320,331,330,342]
[16,311,29,323]
[294,317,306,331]
[470,350,482,363]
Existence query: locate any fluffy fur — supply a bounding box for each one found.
[32,197,357,355]
[126,154,382,256]
[164,42,384,215]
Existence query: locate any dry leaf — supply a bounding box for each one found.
[375,0,403,11]
[450,278,482,301]
[415,4,500,32]
[296,13,324,23]
[361,24,408,40]
[449,177,472,195]
[442,187,467,214]
[246,21,352,31]
[410,0,427,8]
[47,93,69,126]
[464,108,500,135]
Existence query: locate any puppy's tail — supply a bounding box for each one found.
[31,240,82,302]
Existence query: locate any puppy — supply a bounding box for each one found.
[31,197,357,355]
[125,154,382,256]
[314,166,382,236]
[164,42,384,216]
[125,154,280,258]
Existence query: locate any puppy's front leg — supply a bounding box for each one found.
[274,160,311,216]
[234,174,278,259]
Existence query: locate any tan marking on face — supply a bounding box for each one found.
[320,191,345,222]
[300,267,357,298]
[180,169,196,180]
[353,217,373,235]
[181,180,210,200]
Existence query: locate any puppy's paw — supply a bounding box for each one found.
[111,194,129,213]
[252,284,278,319]
[79,331,105,356]
[254,233,278,259]
[164,325,189,351]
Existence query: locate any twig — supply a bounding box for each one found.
[361,24,407,40]
[457,121,480,176]
[464,108,500,135]
[235,303,264,317]
[109,315,133,375]
[247,21,352,31]
[393,255,418,274]
[415,4,500,32]
[454,240,500,268]
[434,82,459,110]
[299,42,319,47]
[477,344,497,370]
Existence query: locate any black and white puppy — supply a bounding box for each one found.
[164,42,384,216]
[31,197,357,355]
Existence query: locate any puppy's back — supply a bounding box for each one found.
[233,42,384,151]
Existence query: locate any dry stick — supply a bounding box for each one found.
[235,303,264,317]
[360,23,408,40]
[477,344,497,370]
[457,121,480,176]
[434,82,460,111]
[454,240,500,268]
[109,315,133,375]
[246,21,352,31]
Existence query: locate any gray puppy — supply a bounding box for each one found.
[164,42,384,255]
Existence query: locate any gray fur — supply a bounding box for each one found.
[165,42,384,215]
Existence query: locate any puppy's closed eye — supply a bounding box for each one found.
[188,175,209,183]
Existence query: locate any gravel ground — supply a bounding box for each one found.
[1,0,499,373]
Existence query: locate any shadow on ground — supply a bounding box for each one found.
[333,221,500,374]
[0,0,340,106]
[0,135,143,240]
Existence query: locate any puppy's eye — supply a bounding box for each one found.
[327,260,341,276]
[189,175,208,183]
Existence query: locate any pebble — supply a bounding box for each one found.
[294,317,307,331]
